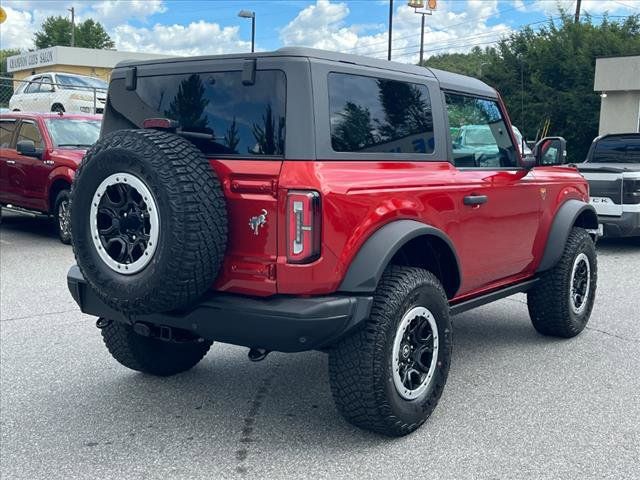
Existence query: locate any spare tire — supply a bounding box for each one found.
[70,129,227,314]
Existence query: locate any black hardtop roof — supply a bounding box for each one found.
[114,46,497,99]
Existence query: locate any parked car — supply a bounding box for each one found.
[577,133,640,237]
[0,112,102,242]
[451,125,533,168]
[9,72,107,114]
[512,125,533,156]
[67,48,598,437]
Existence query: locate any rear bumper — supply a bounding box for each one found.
[599,212,640,238]
[67,266,372,353]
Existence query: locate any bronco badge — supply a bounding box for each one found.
[249,209,268,235]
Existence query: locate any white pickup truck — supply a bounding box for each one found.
[577,133,640,238]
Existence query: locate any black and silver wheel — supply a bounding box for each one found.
[101,319,212,377]
[54,189,72,244]
[329,266,452,437]
[528,227,597,337]
[70,129,228,314]
[392,306,440,400]
[90,172,159,274]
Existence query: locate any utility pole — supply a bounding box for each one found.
[574,0,582,23]
[388,0,393,61]
[68,6,75,47]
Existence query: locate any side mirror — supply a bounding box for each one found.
[521,154,536,169]
[17,140,42,158]
[533,136,567,166]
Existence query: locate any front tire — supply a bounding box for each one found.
[101,320,212,376]
[54,189,72,244]
[527,227,597,337]
[329,266,452,437]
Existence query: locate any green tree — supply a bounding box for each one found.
[1,49,21,108]
[332,102,375,151]
[251,104,285,155]
[34,16,114,49]
[165,74,210,131]
[224,117,240,153]
[76,19,115,49]
[426,14,640,162]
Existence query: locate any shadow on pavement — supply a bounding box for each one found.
[0,210,58,240]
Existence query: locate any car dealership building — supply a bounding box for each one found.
[594,55,640,135]
[5,46,168,82]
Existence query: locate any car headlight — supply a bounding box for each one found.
[69,93,94,102]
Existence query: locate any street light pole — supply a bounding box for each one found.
[238,10,256,53]
[388,0,393,61]
[68,6,75,47]
[419,13,425,65]
[408,0,436,66]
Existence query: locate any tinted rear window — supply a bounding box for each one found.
[328,72,434,154]
[118,70,286,156]
[591,136,640,164]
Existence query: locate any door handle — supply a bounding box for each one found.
[463,194,488,206]
[5,160,16,164]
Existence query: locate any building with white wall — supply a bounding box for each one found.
[594,55,640,135]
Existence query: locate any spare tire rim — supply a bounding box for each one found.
[570,252,591,315]
[392,306,439,400]
[90,173,159,275]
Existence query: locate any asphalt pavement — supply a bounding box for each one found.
[1,210,639,480]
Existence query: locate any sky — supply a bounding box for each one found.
[1,0,639,63]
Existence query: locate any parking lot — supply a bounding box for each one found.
[1,211,638,480]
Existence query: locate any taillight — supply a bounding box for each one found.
[287,190,321,264]
[623,179,640,204]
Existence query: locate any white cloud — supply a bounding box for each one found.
[89,0,167,27]
[530,0,637,16]
[0,7,34,50]
[112,21,251,56]
[280,0,511,63]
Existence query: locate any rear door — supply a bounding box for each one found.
[442,92,541,292]
[106,57,308,295]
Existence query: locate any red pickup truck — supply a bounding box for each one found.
[0,112,101,243]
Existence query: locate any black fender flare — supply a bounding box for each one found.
[338,220,462,295]
[537,199,598,272]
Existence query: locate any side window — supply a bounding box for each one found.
[17,122,44,149]
[328,72,434,154]
[445,93,517,168]
[25,78,42,94]
[0,120,16,148]
[40,76,54,93]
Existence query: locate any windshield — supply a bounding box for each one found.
[45,119,101,148]
[590,137,640,164]
[56,74,108,91]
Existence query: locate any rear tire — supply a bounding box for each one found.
[54,189,71,244]
[527,227,597,337]
[70,129,228,314]
[101,320,212,376]
[329,266,452,437]
[51,103,65,113]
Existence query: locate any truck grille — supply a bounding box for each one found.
[587,178,622,204]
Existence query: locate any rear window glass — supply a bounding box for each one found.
[0,120,16,147]
[328,72,434,155]
[592,137,640,164]
[134,70,286,156]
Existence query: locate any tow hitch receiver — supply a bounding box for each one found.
[248,348,270,362]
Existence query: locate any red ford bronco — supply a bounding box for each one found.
[0,112,101,243]
[67,48,598,437]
